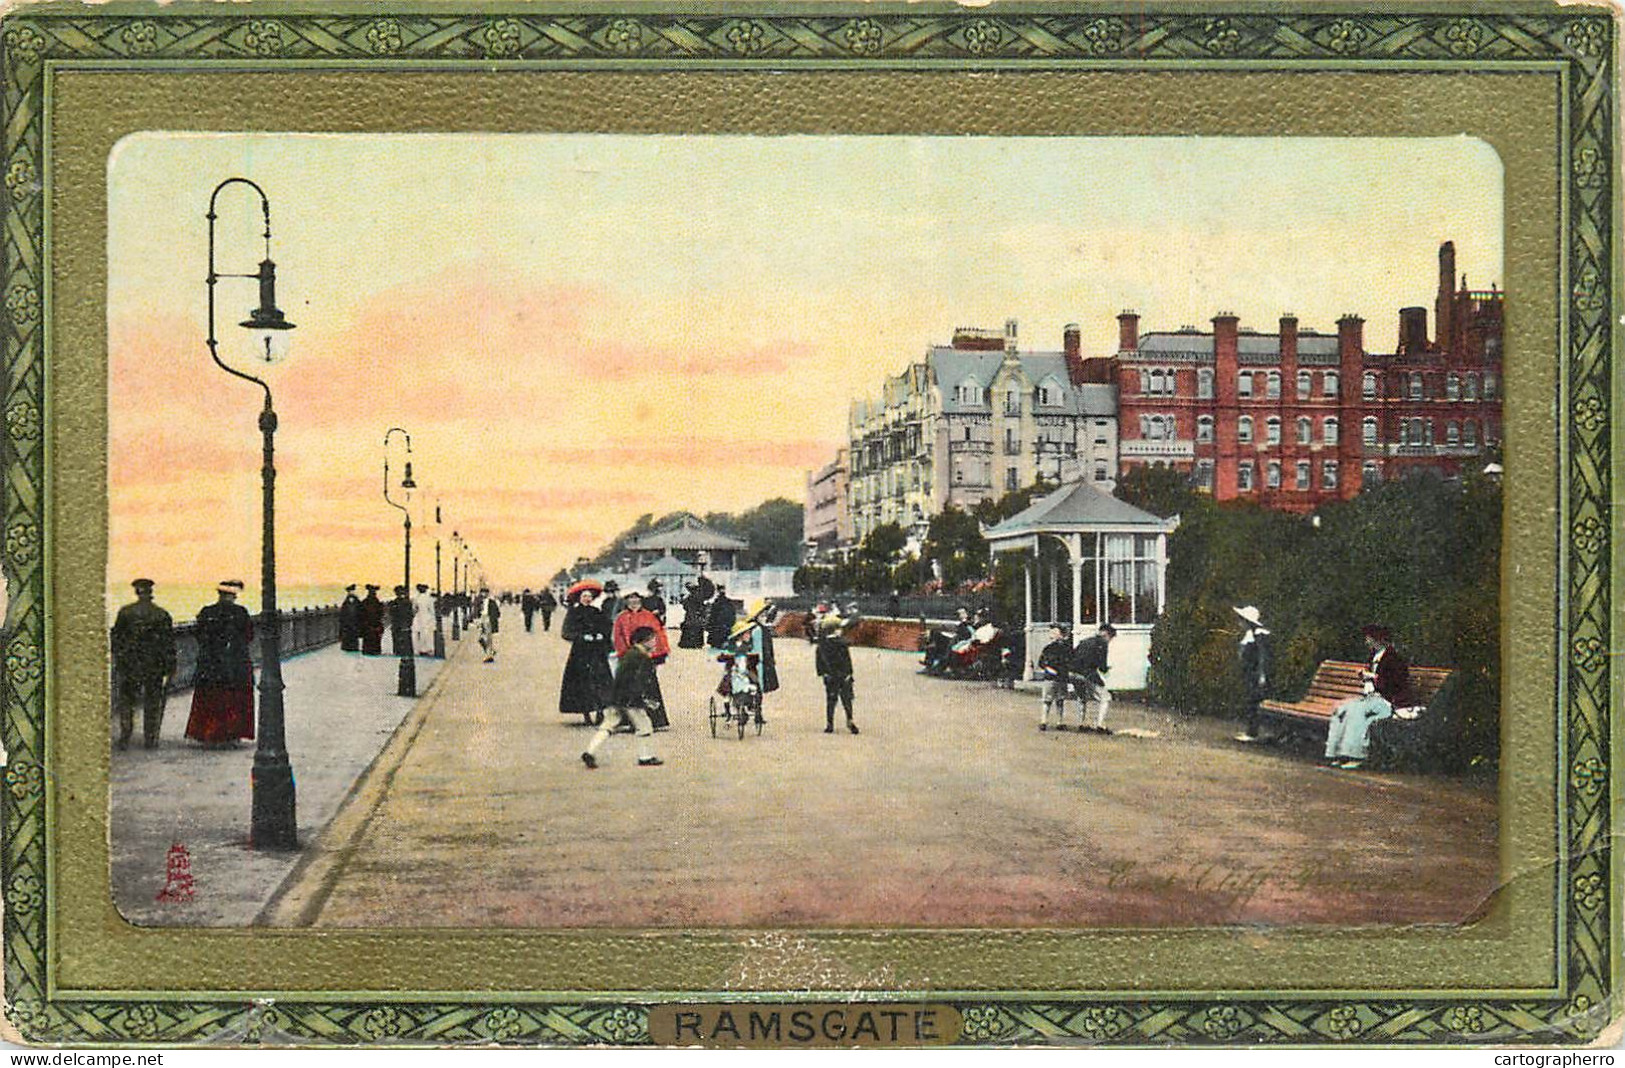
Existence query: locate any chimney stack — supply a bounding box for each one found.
[1279,314,1299,361]
[1399,306,1429,356]
[1436,241,1457,354]
[1063,323,1085,385]
[1117,310,1139,353]
[1004,318,1018,354]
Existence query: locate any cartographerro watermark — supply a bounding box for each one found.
[1494,1057,1616,1066]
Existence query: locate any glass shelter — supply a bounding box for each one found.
[983,480,1178,690]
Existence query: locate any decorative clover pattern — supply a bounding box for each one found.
[0,6,1613,1049]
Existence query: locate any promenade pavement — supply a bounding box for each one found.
[267,621,1499,929]
[110,639,448,926]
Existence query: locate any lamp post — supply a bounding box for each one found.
[384,427,417,698]
[205,177,298,851]
[450,530,463,640]
[432,500,446,659]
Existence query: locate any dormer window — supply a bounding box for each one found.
[956,378,982,405]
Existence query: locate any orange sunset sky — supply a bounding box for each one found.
[108,133,1500,597]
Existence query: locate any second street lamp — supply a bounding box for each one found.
[384,427,417,698]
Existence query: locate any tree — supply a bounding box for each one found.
[922,505,988,589]
[1114,464,1200,519]
[861,522,908,566]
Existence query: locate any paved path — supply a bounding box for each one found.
[270,622,1499,929]
[111,642,446,926]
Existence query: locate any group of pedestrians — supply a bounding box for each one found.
[109,578,256,750]
[1035,622,1117,734]
[518,588,558,632]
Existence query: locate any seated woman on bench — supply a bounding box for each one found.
[1323,624,1413,770]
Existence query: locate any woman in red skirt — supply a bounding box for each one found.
[184,580,256,748]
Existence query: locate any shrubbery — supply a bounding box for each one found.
[1144,470,1502,767]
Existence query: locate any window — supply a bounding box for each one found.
[1238,462,1255,492]
[1139,369,1151,394]
[1005,390,1020,415]
[1446,373,1461,401]
[1266,461,1282,489]
[1195,460,1214,489]
[1424,420,1435,445]
[957,378,982,405]
[1295,461,1311,490]
[1297,370,1312,400]
[1464,419,1478,446]
[1446,421,1460,446]
[954,468,964,484]
[1322,460,1339,490]
[964,426,973,441]
[1363,461,1381,485]
[1094,462,1108,482]
[1324,371,1339,397]
[1104,532,1162,626]
[1362,371,1378,400]
[1005,467,1019,490]
[1004,428,1020,454]
[1484,372,1497,399]
[1323,417,1339,446]
[1296,417,1311,445]
[1238,372,1253,399]
[1409,372,1424,401]
[1196,415,1214,444]
[1266,371,1281,399]
[1197,368,1214,399]
[1266,417,1281,445]
[1362,416,1378,446]
[1238,416,1254,444]
[1465,373,1480,400]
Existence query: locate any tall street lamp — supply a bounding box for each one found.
[432,499,446,659]
[205,177,298,851]
[449,530,463,640]
[383,427,417,698]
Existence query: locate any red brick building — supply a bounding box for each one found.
[1114,241,1503,513]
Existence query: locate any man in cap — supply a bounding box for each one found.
[359,584,385,655]
[643,579,667,626]
[536,586,558,632]
[1232,605,1275,743]
[388,585,414,657]
[338,583,362,652]
[110,578,177,749]
[1071,623,1117,735]
[520,588,538,633]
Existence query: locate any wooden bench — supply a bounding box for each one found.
[1258,659,1454,739]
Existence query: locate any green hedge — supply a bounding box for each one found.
[1145,471,1501,768]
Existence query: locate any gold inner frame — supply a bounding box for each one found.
[50,67,1558,996]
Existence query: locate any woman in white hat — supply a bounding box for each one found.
[1232,605,1273,743]
[184,580,255,748]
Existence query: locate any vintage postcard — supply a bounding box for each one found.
[0,0,1617,1049]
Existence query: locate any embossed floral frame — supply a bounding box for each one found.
[0,1,1616,1048]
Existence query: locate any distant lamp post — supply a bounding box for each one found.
[384,427,417,697]
[432,500,446,659]
[450,530,463,640]
[205,177,298,851]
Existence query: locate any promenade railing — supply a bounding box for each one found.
[110,604,343,696]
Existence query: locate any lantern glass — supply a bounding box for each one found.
[248,326,293,365]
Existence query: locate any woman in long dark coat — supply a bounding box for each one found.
[185,580,255,747]
[677,584,708,649]
[705,587,737,650]
[559,581,613,725]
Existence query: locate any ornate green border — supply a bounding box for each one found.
[0,4,1614,1047]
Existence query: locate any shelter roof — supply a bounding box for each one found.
[984,480,1176,543]
[626,513,750,552]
